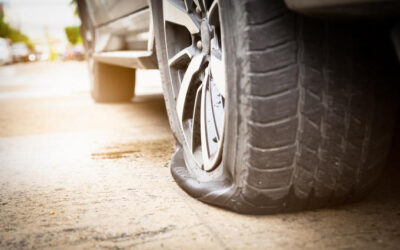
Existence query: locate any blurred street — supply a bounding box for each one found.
[0,61,399,249]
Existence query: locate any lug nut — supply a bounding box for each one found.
[196,41,202,50]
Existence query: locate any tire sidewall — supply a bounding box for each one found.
[219,0,247,185]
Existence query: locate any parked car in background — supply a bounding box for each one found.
[63,45,85,61]
[11,42,30,62]
[77,0,400,214]
[0,38,13,65]
[34,44,50,61]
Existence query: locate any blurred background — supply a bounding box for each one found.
[0,0,161,98]
[0,0,83,63]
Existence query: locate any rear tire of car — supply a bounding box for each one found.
[90,61,136,103]
[153,0,399,214]
[78,1,135,103]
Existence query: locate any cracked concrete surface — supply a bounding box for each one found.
[0,62,399,249]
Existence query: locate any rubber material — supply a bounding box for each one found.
[170,146,299,214]
[393,22,400,61]
[78,0,136,103]
[153,0,399,214]
[170,147,235,206]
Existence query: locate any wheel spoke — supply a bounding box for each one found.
[168,46,196,68]
[207,0,218,20]
[200,68,224,171]
[191,85,202,152]
[210,54,225,97]
[176,53,205,122]
[163,0,200,34]
[183,0,194,11]
[193,0,205,12]
[200,71,225,171]
[209,43,225,97]
[200,70,210,161]
[209,78,223,140]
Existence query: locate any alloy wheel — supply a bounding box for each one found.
[163,0,226,171]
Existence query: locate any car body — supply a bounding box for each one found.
[78,0,157,69]
[78,0,400,69]
[77,0,400,214]
[11,42,30,62]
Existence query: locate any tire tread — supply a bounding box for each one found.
[239,0,398,212]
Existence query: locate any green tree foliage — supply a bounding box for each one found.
[0,8,34,50]
[65,26,82,45]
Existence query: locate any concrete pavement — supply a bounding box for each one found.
[0,61,399,249]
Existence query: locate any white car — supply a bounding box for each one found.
[0,38,13,65]
[11,42,30,62]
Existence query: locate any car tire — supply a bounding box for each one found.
[152,0,399,214]
[78,0,135,103]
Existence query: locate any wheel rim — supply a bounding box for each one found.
[163,0,225,172]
